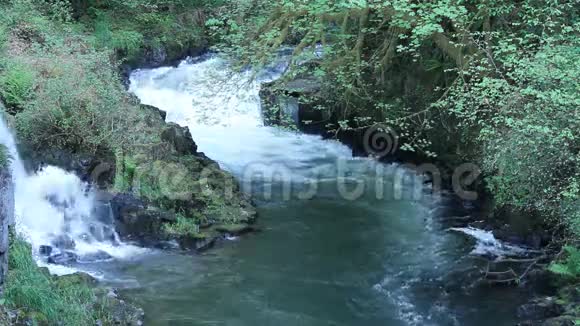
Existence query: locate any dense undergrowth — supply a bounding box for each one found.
[74,0,221,65]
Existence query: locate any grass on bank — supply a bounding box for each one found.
[4,237,109,325]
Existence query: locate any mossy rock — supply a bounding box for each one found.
[114,104,256,227]
[54,272,98,289]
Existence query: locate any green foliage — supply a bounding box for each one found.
[549,246,580,280]
[12,47,141,154]
[214,0,580,239]
[74,0,215,63]
[93,13,144,57]
[0,62,35,114]
[163,214,201,237]
[0,144,11,169]
[5,236,109,324]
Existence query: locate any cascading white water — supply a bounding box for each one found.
[129,56,354,179]
[0,117,146,276]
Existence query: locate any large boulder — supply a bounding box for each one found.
[110,192,257,251]
[260,77,331,135]
[19,100,257,237]
[110,193,175,245]
[161,122,197,155]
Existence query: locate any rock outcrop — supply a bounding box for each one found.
[21,101,257,246]
[519,286,580,326]
[260,77,332,135]
[0,165,13,297]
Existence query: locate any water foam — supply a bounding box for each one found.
[449,227,528,258]
[129,56,353,181]
[0,118,147,276]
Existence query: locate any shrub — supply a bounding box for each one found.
[13,47,149,155]
[0,63,35,114]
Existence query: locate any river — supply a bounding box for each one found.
[0,54,532,326]
[122,56,530,325]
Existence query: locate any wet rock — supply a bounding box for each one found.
[110,193,176,245]
[214,223,257,236]
[161,122,198,155]
[20,147,116,187]
[178,235,217,252]
[51,234,76,250]
[517,297,564,321]
[140,104,167,121]
[48,251,78,265]
[260,77,330,134]
[39,245,53,256]
[55,272,97,287]
[143,46,167,67]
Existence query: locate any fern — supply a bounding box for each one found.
[549,246,580,279]
[0,63,35,113]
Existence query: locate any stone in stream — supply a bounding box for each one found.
[110,193,176,245]
[38,245,53,256]
[213,223,258,236]
[51,234,76,250]
[48,251,78,265]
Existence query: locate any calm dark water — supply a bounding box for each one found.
[110,188,528,326]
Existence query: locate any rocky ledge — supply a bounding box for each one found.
[22,102,257,251]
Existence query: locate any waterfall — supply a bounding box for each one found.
[0,117,145,276]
